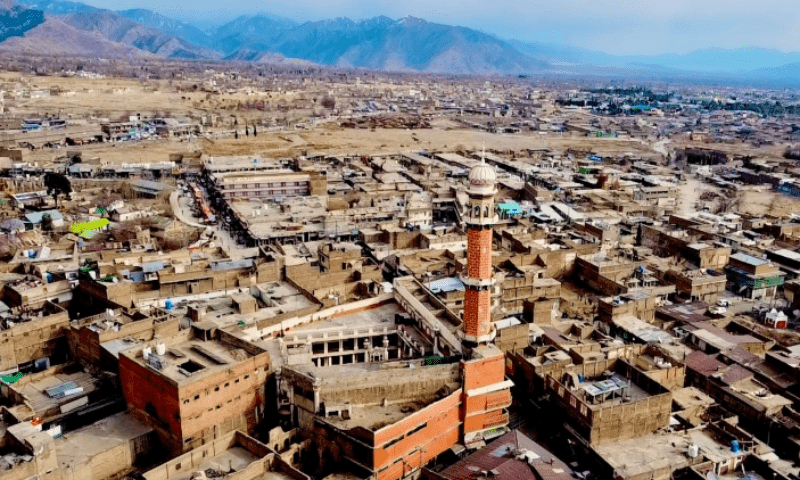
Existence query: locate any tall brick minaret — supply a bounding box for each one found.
[459,155,512,448]
[460,157,498,345]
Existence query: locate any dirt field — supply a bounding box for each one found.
[736,190,800,217]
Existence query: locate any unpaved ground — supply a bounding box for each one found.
[736,190,800,217]
[677,176,706,215]
[21,121,659,165]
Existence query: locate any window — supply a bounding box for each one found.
[225,382,229,388]
[244,375,250,380]
[235,379,240,384]
[194,395,200,401]
[176,463,182,470]
[406,422,427,437]
[384,435,404,448]
[183,399,190,405]
[214,386,220,392]
[216,405,221,410]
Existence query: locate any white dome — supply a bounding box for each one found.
[469,162,496,187]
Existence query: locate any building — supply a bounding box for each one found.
[118,325,270,455]
[725,252,785,301]
[430,430,574,480]
[765,248,800,280]
[544,357,673,447]
[141,430,309,480]
[209,171,327,201]
[0,300,70,372]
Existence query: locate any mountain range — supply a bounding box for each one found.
[1,0,800,83]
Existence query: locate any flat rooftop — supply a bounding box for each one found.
[595,429,742,479]
[324,398,431,431]
[286,302,403,337]
[55,413,152,473]
[123,336,262,387]
[12,369,100,417]
[731,252,768,267]
[168,446,261,480]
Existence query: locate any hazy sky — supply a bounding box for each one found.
[79,0,800,55]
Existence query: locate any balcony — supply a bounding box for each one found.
[482,411,509,430]
[485,396,512,411]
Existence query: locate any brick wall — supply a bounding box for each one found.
[119,354,183,453]
[462,354,505,391]
[467,229,493,279]
[463,289,491,338]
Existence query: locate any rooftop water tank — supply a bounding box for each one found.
[730,440,741,453]
[165,300,174,310]
[688,444,699,458]
[156,342,166,356]
[143,346,152,361]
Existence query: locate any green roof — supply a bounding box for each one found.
[497,202,524,215]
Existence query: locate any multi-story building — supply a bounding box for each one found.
[118,326,270,456]
[0,300,70,372]
[725,252,785,301]
[209,171,327,201]
[544,357,673,447]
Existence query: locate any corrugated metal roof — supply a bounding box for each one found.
[731,252,767,266]
[142,261,165,273]
[439,430,574,480]
[685,351,726,377]
[210,259,254,271]
[24,210,62,224]
[773,249,800,261]
[716,364,753,386]
[428,277,464,293]
[130,179,168,192]
[129,271,146,282]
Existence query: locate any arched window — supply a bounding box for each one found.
[484,206,490,217]
[474,206,480,217]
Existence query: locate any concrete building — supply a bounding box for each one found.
[544,357,673,447]
[0,300,70,372]
[141,430,308,480]
[725,252,785,301]
[209,171,327,201]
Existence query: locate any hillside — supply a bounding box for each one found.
[60,11,221,59]
[0,0,45,43]
[0,15,153,58]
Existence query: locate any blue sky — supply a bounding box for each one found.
[79,0,800,55]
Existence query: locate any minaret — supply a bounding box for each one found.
[458,152,512,448]
[460,155,498,345]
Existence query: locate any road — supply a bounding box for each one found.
[170,190,258,259]
[169,191,204,228]
[677,175,703,215]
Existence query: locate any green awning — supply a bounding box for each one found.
[497,202,524,215]
[1,372,24,384]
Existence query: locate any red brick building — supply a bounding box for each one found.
[119,325,270,456]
